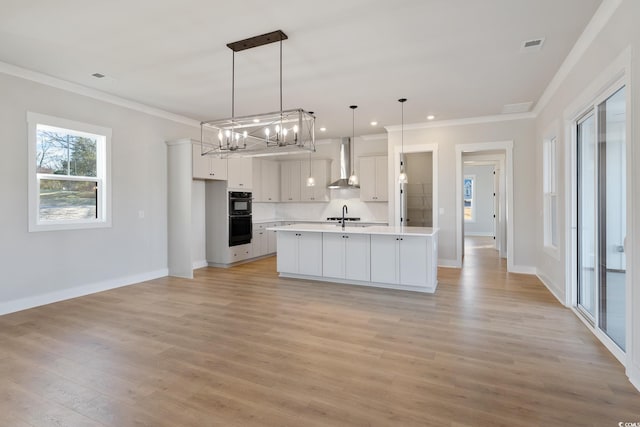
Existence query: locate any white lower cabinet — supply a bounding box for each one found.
[252,222,279,257]
[229,243,252,263]
[267,223,278,253]
[276,231,323,276]
[251,224,269,258]
[370,235,428,286]
[322,233,370,281]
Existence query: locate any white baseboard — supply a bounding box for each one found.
[509,265,537,275]
[464,231,494,237]
[0,269,168,316]
[628,363,640,393]
[536,271,566,306]
[438,259,461,268]
[192,260,208,270]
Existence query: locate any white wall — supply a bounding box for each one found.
[534,0,640,389]
[387,118,536,267]
[463,164,495,236]
[0,72,198,313]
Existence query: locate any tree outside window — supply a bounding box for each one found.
[28,112,111,231]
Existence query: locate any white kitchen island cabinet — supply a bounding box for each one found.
[268,224,438,293]
[276,231,323,276]
[322,233,370,281]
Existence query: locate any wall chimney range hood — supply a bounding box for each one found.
[328,137,360,189]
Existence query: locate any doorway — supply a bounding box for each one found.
[462,157,501,244]
[455,142,514,270]
[403,152,433,227]
[392,143,438,229]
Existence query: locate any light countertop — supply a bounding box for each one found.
[266,223,438,237]
[253,218,388,225]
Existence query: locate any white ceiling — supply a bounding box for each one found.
[0,0,602,138]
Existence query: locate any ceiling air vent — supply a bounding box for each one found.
[521,38,545,52]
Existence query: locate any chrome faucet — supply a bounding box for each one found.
[341,204,348,229]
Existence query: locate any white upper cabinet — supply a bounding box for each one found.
[261,160,280,202]
[253,159,280,202]
[359,155,388,201]
[280,161,301,202]
[192,144,228,180]
[300,159,331,202]
[227,158,253,189]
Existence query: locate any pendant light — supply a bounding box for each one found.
[348,105,359,186]
[200,30,316,157]
[306,150,316,187]
[398,98,408,184]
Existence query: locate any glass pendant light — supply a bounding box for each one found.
[398,98,408,184]
[306,150,316,187]
[348,105,359,186]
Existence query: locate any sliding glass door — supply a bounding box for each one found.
[576,86,626,350]
[577,111,596,320]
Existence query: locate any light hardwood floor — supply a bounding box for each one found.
[0,236,638,426]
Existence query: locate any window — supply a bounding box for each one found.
[463,175,475,222]
[28,112,111,231]
[543,136,558,250]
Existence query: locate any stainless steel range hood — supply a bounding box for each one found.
[328,137,359,189]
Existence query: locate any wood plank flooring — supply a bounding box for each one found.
[1,236,639,426]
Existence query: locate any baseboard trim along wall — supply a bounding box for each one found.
[438,259,461,268]
[464,232,494,237]
[628,364,640,393]
[536,271,566,306]
[509,265,537,275]
[192,260,208,270]
[0,269,169,316]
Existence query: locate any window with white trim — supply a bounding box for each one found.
[463,175,475,222]
[543,136,558,249]
[28,112,111,231]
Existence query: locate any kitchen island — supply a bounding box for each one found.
[267,223,438,293]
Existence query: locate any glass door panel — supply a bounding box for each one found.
[598,87,626,350]
[577,112,596,320]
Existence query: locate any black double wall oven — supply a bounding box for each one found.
[228,191,252,247]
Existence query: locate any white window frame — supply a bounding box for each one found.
[463,174,476,223]
[543,136,559,256]
[28,112,112,232]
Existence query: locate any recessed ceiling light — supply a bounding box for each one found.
[91,73,105,78]
[427,115,435,120]
[370,121,378,126]
[319,127,326,132]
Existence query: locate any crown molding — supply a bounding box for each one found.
[384,112,535,132]
[0,60,201,128]
[361,133,388,141]
[533,0,624,115]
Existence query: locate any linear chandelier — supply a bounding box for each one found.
[200,30,315,157]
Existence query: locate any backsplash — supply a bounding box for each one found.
[254,192,388,222]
